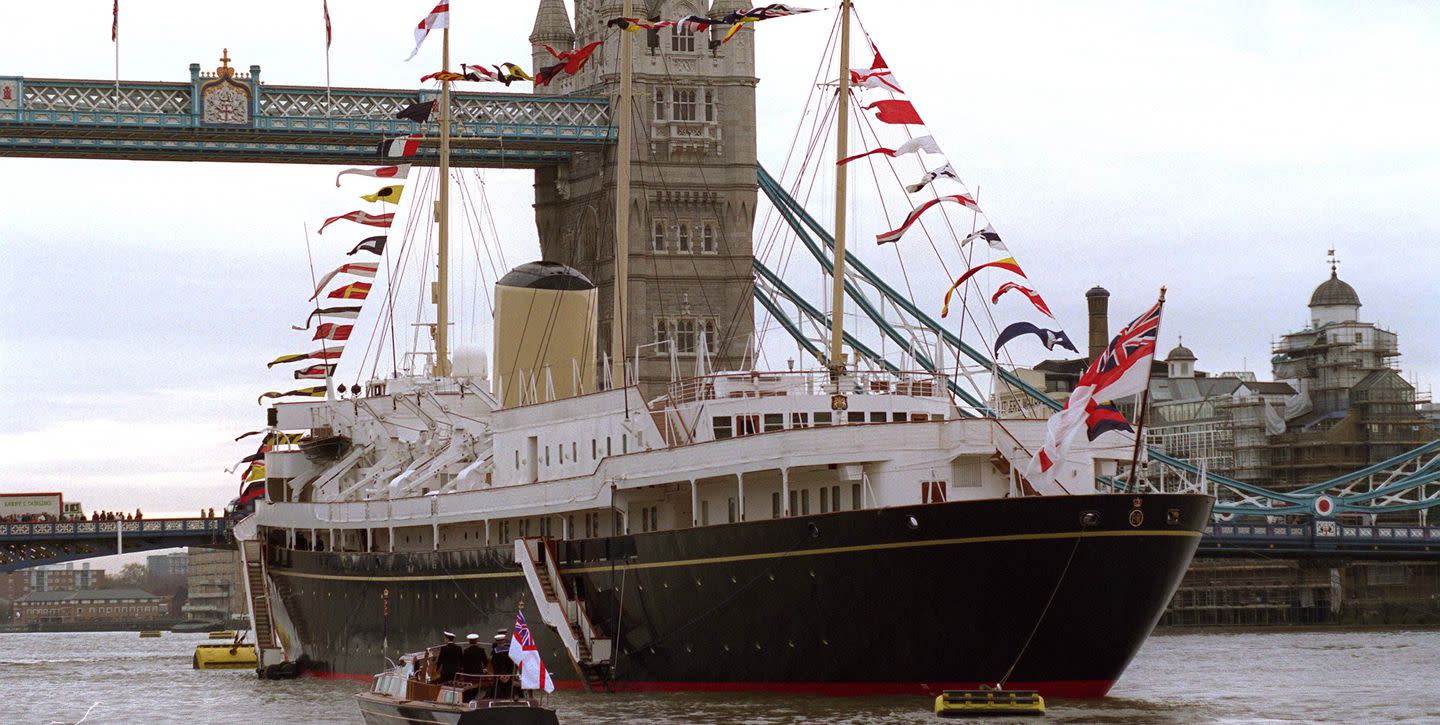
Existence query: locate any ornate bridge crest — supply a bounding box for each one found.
[196,49,253,126]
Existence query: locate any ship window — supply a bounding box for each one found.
[763,413,784,432]
[800,489,810,515]
[728,497,737,523]
[702,500,711,526]
[607,437,612,456]
[921,481,947,504]
[622,436,629,454]
[892,412,908,422]
[771,492,780,519]
[671,26,696,53]
[515,450,520,469]
[820,487,829,513]
[847,411,865,424]
[677,222,692,252]
[832,485,841,510]
[852,483,862,510]
[653,219,667,251]
[911,412,928,422]
[572,442,577,461]
[814,411,832,426]
[701,222,717,253]
[788,490,797,517]
[737,415,760,436]
[592,439,597,459]
[545,447,551,466]
[791,412,809,428]
[713,416,733,439]
[930,413,944,422]
[650,506,658,531]
[870,412,886,423]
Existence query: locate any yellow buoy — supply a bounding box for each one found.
[934,689,1045,718]
[193,642,259,670]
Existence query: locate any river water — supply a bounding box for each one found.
[2,629,1436,724]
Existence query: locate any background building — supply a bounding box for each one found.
[182,547,245,624]
[146,551,188,579]
[15,589,170,626]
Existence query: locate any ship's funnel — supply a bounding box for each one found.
[492,261,598,408]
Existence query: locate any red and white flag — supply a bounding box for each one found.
[312,323,353,342]
[876,194,980,244]
[378,135,422,159]
[1025,299,1164,481]
[318,211,393,234]
[323,0,332,49]
[406,3,450,61]
[508,610,555,693]
[335,165,409,187]
[310,262,379,300]
[294,364,336,380]
[863,99,923,125]
[837,135,940,166]
[111,0,119,41]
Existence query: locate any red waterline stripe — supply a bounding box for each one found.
[307,669,1114,698]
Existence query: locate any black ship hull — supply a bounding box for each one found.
[266,493,1211,697]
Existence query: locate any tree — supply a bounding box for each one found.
[113,562,148,588]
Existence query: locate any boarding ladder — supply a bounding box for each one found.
[239,538,288,672]
[515,537,614,692]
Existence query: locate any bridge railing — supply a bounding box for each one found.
[1206,522,1440,546]
[0,518,225,538]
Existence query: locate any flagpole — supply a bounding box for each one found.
[1125,287,1166,492]
[434,23,452,377]
[612,0,635,388]
[829,0,853,383]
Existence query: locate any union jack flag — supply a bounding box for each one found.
[513,611,535,648]
[1079,299,1163,400]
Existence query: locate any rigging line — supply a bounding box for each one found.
[453,177,494,323]
[849,98,1010,408]
[300,222,333,386]
[370,168,433,382]
[844,31,1026,385]
[996,531,1082,688]
[472,168,510,273]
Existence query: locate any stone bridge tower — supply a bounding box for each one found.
[530,0,758,395]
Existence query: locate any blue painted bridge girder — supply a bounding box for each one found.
[0,518,231,572]
[0,63,613,167]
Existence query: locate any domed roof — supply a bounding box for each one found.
[1166,343,1196,362]
[497,261,594,291]
[1309,269,1360,308]
[1085,286,1110,299]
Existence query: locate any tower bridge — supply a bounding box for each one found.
[0,51,613,167]
[0,518,230,573]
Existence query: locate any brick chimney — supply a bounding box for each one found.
[1086,286,1110,360]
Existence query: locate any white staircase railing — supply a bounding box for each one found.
[513,539,613,672]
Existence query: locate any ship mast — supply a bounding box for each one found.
[434,25,454,377]
[612,0,635,385]
[829,0,853,378]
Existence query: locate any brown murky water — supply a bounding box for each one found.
[3,629,1437,723]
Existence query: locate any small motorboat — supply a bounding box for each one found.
[354,648,559,725]
[138,631,163,638]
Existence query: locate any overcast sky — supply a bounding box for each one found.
[1,1,1437,520]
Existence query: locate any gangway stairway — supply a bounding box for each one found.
[240,538,288,674]
[515,538,614,691]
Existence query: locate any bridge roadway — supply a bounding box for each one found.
[0,518,230,573]
[0,57,613,166]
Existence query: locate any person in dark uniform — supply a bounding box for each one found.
[436,631,463,684]
[460,633,490,702]
[490,630,515,699]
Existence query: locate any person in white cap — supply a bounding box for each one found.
[460,633,490,701]
[436,631,463,683]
